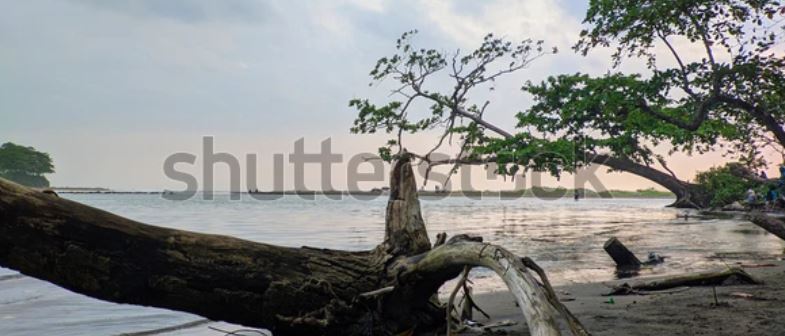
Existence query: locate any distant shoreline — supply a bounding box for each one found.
[52,187,674,198]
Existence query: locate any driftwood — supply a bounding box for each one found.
[603,237,665,274]
[606,267,761,296]
[0,158,589,336]
[603,237,642,269]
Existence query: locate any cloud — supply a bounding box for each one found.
[418,0,582,48]
[0,0,738,190]
[69,0,272,24]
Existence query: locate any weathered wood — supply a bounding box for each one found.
[0,158,586,336]
[603,237,642,269]
[606,267,761,295]
[382,152,432,257]
[398,235,590,336]
[0,177,387,335]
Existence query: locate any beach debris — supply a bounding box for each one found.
[728,291,772,301]
[604,237,666,273]
[605,267,761,296]
[604,283,692,296]
[603,237,641,269]
[603,297,615,304]
[735,263,777,268]
[461,319,517,333]
[729,292,754,299]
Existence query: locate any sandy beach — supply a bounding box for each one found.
[468,259,785,335]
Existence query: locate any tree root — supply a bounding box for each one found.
[397,236,591,336]
[446,266,471,335]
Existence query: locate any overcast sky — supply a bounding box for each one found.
[1,0,772,191]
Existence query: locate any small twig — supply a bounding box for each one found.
[433,232,447,248]
[358,286,395,299]
[208,326,271,336]
[461,282,490,319]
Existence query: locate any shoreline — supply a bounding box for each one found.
[468,259,785,335]
[51,189,675,199]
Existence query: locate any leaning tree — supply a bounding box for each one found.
[523,0,785,207]
[0,158,589,336]
[350,31,717,208]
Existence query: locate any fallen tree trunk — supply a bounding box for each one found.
[700,211,785,242]
[749,212,785,241]
[0,158,588,336]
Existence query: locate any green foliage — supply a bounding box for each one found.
[577,0,783,65]
[0,142,55,188]
[695,163,758,207]
[521,0,785,182]
[352,0,783,192]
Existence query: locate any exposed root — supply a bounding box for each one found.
[446,266,471,335]
[399,235,591,336]
[461,281,490,320]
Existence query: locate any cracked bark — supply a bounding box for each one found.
[0,158,587,335]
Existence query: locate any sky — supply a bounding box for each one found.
[1,0,778,192]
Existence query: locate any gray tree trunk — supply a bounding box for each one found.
[0,158,588,335]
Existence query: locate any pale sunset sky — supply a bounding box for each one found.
[2,0,781,191]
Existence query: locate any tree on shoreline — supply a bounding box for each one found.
[0,142,54,188]
[528,0,785,204]
[350,31,710,208]
[572,0,784,152]
[351,1,784,209]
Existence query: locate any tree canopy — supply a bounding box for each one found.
[557,0,785,159]
[350,1,784,208]
[350,31,706,206]
[0,142,55,188]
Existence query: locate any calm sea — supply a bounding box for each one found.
[1,194,782,335]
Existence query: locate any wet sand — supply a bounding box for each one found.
[469,260,785,335]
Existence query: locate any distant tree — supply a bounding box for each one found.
[0,142,55,188]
